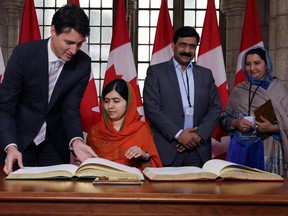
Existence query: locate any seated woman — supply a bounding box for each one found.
[220,46,288,177]
[87,78,162,170]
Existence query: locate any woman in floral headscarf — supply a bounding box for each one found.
[87,79,162,170]
[220,46,288,177]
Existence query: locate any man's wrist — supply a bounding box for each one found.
[4,144,18,153]
[175,129,183,139]
[69,137,84,150]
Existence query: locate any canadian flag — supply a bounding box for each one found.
[104,0,144,118]
[0,47,4,84]
[70,0,101,135]
[197,0,229,159]
[19,0,41,44]
[150,0,174,65]
[234,0,264,86]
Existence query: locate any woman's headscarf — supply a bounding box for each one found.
[241,46,274,85]
[101,80,143,134]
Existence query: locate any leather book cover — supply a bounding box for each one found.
[253,99,276,139]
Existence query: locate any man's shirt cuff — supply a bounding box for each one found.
[68,137,84,150]
[175,129,183,139]
[4,143,18,153]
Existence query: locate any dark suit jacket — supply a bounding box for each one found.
[143,58,222,166]
[0,38,91,163]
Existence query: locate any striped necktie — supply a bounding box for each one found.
[48,60,62,101]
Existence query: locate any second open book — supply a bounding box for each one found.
[142,159,284,181]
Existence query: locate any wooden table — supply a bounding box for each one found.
[0,174,287,215]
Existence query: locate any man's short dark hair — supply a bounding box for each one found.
[52,4,90,37]
[173,26,200,44]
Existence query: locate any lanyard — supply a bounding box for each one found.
[248,83,262,115]
[180,71,192,107]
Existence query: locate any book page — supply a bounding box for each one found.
[6,164,78,179]
[219,165,284,180]
[76,157,144,180]
[203,159,283,181]
[144,166,203,174]
[142,166,218,181]
[202,159,236,176]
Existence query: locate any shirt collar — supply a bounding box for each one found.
[47,38,65,64]
[172,58,193,72]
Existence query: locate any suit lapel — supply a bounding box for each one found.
[48,64,68,111]
[192,64,201,121]
[37,40,50,109]
[47,55,79,112]
[167,59,184,110]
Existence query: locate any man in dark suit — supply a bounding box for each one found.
[0,4,97,174]
[143,26,222,167]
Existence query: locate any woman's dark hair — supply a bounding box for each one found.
[102,79,128,101]
[245,48,267,64]
[173,26,200,44]
[52,3,90,37]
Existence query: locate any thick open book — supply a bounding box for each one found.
[6,158,144,183]
[142,159,284,181]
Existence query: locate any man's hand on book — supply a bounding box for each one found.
[72,139,98,162]
[4,146,23,175]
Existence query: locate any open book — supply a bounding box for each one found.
[142,159,284,181]
[6,158,144,183]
